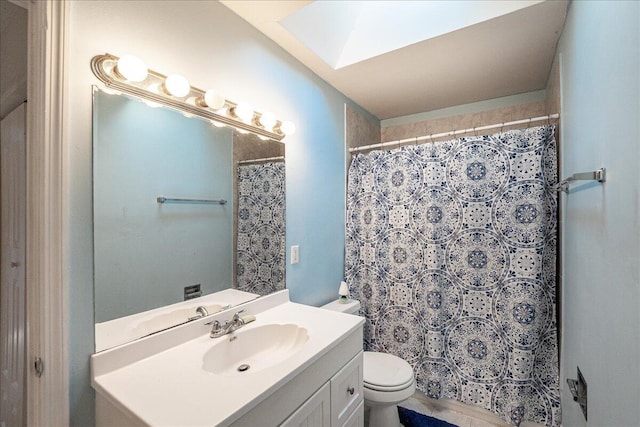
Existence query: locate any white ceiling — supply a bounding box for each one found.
[279,1,544,70]
[221,0,568,120]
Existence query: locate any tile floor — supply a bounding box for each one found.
[401,394,511,427]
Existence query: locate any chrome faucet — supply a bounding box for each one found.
[207,310,246,338]
[188,306,209,321]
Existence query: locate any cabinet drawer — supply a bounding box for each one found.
[341,401,364,427]
[280,382,330,427]
[330,352,363,426]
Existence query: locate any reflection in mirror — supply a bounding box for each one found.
[233,133,286,295]
[93,88,234,323]
[92,88,285,351]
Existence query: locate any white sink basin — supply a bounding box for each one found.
[202,324,309,375]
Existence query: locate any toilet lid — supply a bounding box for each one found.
[363,351,414,389]
[364,376,414,392]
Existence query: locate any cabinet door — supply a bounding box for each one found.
[330,352,363,426]
[281,382,330,427]
[341,401,364,427]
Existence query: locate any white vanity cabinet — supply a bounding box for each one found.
[281,352,363,427]
[330,352,363,426]
[230,326,363,427]
[281,382,331,427]
[92,292,365,427]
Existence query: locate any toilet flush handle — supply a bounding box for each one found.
[347,386,355,395]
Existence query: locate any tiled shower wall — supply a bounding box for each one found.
[346,104,381,149]
[381,98,552,143]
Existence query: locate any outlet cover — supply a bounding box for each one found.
[184,284,202,300]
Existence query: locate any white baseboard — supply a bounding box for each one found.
[411,390,547,427]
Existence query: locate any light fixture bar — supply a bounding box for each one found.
[90,53,286,141]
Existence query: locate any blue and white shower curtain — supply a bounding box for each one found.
[236,162,286,295]
[345,126,560,426]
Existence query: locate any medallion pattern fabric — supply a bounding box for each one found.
[236,162,285,295]
[345,126,560,426]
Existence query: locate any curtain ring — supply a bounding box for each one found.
[527,118,532,128]
[414,136,419,146]
[500,122,505,134]
[473,126,478,137]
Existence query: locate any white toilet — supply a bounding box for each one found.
[322,299,416,427]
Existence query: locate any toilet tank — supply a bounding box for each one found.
[321,299,361,315]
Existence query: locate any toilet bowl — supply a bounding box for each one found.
[322,299,415,427]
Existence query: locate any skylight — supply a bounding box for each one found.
[280,0,544,69]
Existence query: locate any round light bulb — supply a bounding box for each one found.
[115,55,148,82]
[259,111,277,130]
[280,121,296,136]
[211,120,225,128]
[234,102,254,123]
[203,90,226,110]
[164,74,190,97]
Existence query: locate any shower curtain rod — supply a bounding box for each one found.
[349,113,560,153]
[237,156,284,165]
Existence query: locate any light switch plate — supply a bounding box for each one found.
[291,245,299,264]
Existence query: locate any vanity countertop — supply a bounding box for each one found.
[91,291,364,426]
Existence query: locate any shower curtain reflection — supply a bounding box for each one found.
[236,161,286,295]
[345,126,560,426]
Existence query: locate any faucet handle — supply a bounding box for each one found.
[207,320,225,338]
[195,306,209,317]
[232,309,246,321]
[206,319,222,331]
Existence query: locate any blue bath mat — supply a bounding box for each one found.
[398,406,459,427]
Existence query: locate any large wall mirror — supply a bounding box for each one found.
[92,88,285,350]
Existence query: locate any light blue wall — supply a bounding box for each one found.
[67,2,365,424]
[557,1,640,425]
[93,91,233,322]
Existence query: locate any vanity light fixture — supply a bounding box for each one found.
[258,111,277,131]
[280,121,296,136]
[91,53,292,142]
[163,74,190,97]
[114,54,148,82]
[232,102,254,123]
[201,90,226,110]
